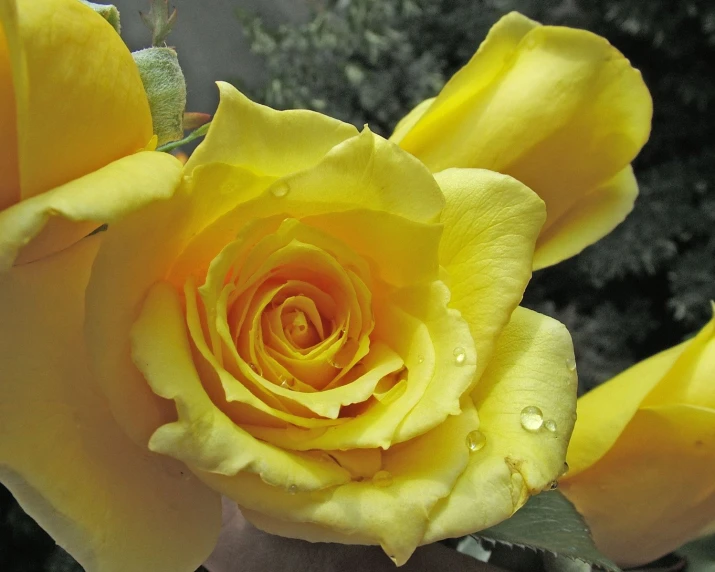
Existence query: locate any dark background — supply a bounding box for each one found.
[2,0,714,569]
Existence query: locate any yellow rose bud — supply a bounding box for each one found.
[561,309,715,567]
[390,12,653,270]
[0,0,181,270]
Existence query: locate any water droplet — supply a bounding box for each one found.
[544,420,557,433]
[372,470,393,488]
[417,354,424,364]
[566,357,577,372]
[560,461,570,476]
[548,480,558,490]
[520,405,544,432]
[453,346,467,366]
[271,181,290,198]
[466,430,486,452]
[288,484,298,495]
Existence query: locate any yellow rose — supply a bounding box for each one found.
[0,0,181,270]
[390,12,652,270]
[0,82,578,570]
[0,1,210,571]
[561,310,715,567]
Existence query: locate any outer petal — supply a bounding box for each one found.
[561,405,715,568]
[0,237,221,572]
[565,340,686,477]
[0,151,182,270]
[12,0,153,199]
[643,311,715,409]
[196,402,479,565]
[533,166,639,270]
[436,168,545,381]
[566,311,714,478]
[185,82,358,177]
[424,307,576,542]
[0,0,19,210]
[394,12,651,267]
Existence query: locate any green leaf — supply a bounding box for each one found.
[472,490,620,572]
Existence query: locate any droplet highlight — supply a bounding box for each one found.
[544,420,557,433]
[288,484,298,495]
[372,470,393,488]
[466,430,486,452]
[453,346,467,366]
[520,406,544,432]
[566,357,577,372]
[416,355,424,364]
[271,181,290,198]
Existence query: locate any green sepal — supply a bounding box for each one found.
[132,47,187,146]
[78,0,120,33]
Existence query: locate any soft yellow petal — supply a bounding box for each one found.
[395,13,651,266]
[566,341,686,477]
[0,237,221,572]
[0,0,19,210]
[390,97,435,144]
[13,0,153,198]
[561,405,715,568]
[643,311,715,409]
[0,151,182,270]
[533,166,639,269]
[186,82,358,177]
[390,12,538,149]
[424,306,577,542]
[197,401,479,565]
[436,168,546,381]
[567,312,714,479]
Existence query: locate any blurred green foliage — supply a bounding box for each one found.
[238,0,715,391]
[2,1,714,570]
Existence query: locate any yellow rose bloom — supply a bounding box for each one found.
[390,12,653,270]
[561,310,715,567]
[0,1,214,571]
[0,0,181,269]
[0,82,578,570]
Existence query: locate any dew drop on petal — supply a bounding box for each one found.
[271,181,290,198]
[560,461,570,476]
[566,357,577,372]
[453,346,467,366]
[288,485,298,495]
[372,470,393,488]
[544,419,557,433]
[520,406,544,432]
[466,430,486,452]
[417,355,424,364]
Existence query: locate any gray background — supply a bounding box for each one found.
[112,0,307,113]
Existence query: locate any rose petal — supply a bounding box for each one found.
[0,238,221,572]
[424,306,576,542]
